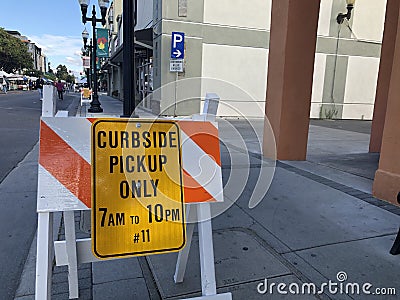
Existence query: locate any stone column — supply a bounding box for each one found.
[263,0,320,160]
[369,0,400,153]
[373,0,400,205]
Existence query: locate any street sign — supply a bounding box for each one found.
[82,56,90,69]
[92,119,186,259]
[171,32,185,59]
[170,59,184,72]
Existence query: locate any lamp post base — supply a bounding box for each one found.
[88,95,103,113]
[120,114,139,118]
[88,106,104,113]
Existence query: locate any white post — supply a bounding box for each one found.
[42,86,56,117]
[174,204,196,283]
[35,212,54,300]
[202,93,219,117]
[64,211,79,299]
[197,203,217,296]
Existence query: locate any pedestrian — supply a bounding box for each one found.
[36,76,44,100]
[1,76,8,94]
[56,80,64,100]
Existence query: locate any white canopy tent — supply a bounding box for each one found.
[0,70,13,78]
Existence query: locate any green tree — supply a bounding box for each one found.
[66,74,75,83]
[55,64,75,83]
[0,28,33,72]
[55,64,69,81]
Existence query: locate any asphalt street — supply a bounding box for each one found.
[0,90,42,182]
[0,90,77,300]
[0,89,78,182]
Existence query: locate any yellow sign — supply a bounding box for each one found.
[91,119,185,259]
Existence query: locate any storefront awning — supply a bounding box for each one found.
[109,28,153,65]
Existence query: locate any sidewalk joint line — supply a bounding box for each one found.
[283,232,398,254]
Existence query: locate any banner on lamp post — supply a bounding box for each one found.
[96,28,109,58]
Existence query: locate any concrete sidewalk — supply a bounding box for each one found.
[14,95,400,299]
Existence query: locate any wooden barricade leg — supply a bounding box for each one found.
[178,203,232,300]
[63,211,79,299]
[35,212,54,300]
[174,204,196,283]
[197,203,217,296]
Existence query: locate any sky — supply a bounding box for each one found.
[0,0,103,73]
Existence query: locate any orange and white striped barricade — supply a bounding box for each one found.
[35,102,230,299]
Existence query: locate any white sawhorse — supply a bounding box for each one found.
[174,204,232,300]
[80,89,92,106]
[36,211,79,299]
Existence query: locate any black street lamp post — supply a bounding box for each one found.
[122,0,137,117]
[88,40,93,89]
[78,0,109,113]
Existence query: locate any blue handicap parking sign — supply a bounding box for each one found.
[171,32,185,59]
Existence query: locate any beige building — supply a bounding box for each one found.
[105,0,387,119]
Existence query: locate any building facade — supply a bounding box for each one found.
[27,41,47,72]
[6,30,47,73]
[105,0,387,119]
[104,0,153,101]
[105,0,123,100]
